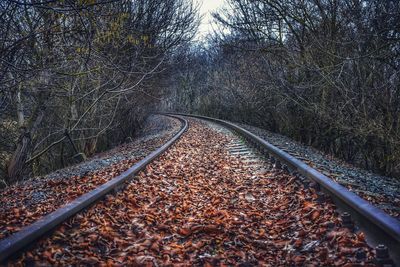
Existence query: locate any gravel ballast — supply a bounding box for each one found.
[0,115,181,239]
[236,122,400,220]
[9,119,375,266]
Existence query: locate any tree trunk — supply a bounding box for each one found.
[16,86,24,127]
[6,110,44,183]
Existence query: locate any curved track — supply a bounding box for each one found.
[180,114,400,266]
[1,114,399,265]
[0,115,188,262]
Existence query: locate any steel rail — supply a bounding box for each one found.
[0,115,188,262]
[176,113,400,265]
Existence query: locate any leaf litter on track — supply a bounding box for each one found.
[8,119,375,266]
[0,116,181,240]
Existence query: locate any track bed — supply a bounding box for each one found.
[6,119,375,266]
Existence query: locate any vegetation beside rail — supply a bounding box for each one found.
[1,0,399,185]
[167,1,400,179]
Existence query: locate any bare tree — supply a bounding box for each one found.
[0,0,199,184]
[169,0,400,177]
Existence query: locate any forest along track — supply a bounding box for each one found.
[0,116,181,240]
[5,119,376,266]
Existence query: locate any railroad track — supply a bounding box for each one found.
[0,114,399,265]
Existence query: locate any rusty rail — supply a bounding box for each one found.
[177,113,400,265]
[0,115,188,262]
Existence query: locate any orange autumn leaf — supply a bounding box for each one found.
[311,210,320,221]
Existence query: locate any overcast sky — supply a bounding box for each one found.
[196,0,225,40]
